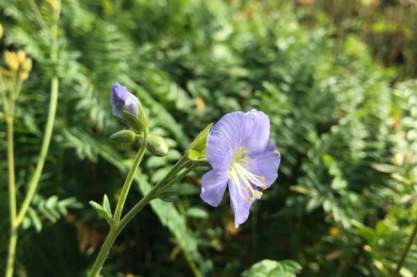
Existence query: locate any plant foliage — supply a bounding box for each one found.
[1,0,417,276]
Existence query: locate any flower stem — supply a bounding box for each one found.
[16,0,61,228]
[88,225,120,277]
[15,76,59,226]
[4,2,61,276]
[89,156,191,277]
[394,220,417,276]
[89,135,149,276]
[5,110,17,277]
[113,131,148,221]
[89,189,156,277]
[5,228,18,277]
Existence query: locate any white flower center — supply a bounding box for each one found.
[228,147,267,203]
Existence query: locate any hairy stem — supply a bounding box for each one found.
[89,157,191,277]
[113,131,148,221]
[394,220,417,276]
[88,225,120,277]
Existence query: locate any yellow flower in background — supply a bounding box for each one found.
[19,71,30,81]
[21,58,32,73]
[47,0,60,13]
[329,226,340,237]
[4,51,20,72]
[195,97,205,111]
[0,24,3,39]
[3,50,32,80]
[16,50,27,65]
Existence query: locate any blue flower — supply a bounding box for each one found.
[111,83,139,118]
[201,110,280,228]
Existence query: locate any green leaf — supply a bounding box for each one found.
[89,200,113,225]
[102,194,112,215]
[28,208,42,233]
[147,156,168,168]
[242,259,302,277]
[186,207,208,219]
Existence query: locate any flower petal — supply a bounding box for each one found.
[111,83,139,118]
[248,141,280,187]
[243,109,270,154]
[228,180,253,228]
[201,169,228,207]
[206,111,248,170]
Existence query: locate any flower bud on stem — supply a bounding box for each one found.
[89,110,212,276]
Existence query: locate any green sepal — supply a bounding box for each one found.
[122,111,142,133]
[121,99,148,133]
[137,102,148,131]
[89,194,113,225]
[147,134,169,156]
[186,123,212,161]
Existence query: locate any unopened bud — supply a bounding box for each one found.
[187,123,212,161]
[21,58,32,72]
[0,24,3,39]
[147,134,169,156]
[111,83,148,132]
[19,71,29,81]
[110,130,138,144]
[16,50,26,65]
[4,51,19,71]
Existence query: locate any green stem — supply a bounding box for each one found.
[89,188,157,277]
[89,157,191,277]
[119,159,191,232]
[157,164,194,195]
[147,165,202,277]
[5,111,17,277]
[113,130,148,221]
[15,0,60,227]
[118,174,174,232]
[15,76,59,226]
[6,115,16,223]
[5,229,18,277]
[394,220,417,276]
[4,3,61,276]
[88,225,120,277]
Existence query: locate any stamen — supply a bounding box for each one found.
[229,158,266,202]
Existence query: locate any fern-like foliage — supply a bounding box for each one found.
[1,0,417,276]
[22,194,82,232]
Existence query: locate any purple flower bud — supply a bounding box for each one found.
[200,109,280,228]
[111,83,139,118]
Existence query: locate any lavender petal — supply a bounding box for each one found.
[228,180,252,228]
[243,109,270,154]
[201,169,228,207]
[248,141,280,187]
[206,111,248,170]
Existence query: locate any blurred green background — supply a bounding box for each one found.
[1,0,417,276]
